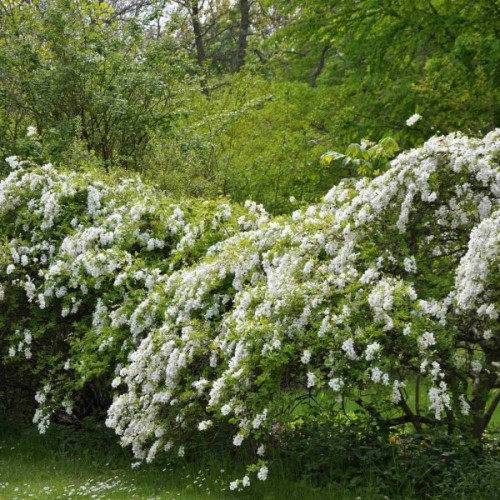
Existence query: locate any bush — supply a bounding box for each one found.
[1,129,499,489]
[0,156,267,424]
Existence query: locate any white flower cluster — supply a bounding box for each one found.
[0,160,266,437]
[455,210,499,315]
[1,129,499,486]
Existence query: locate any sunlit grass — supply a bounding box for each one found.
[0,422,384,500]
[1,404,499,500]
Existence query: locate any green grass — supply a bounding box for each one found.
[0,422,385,500]
[1,417,499,500]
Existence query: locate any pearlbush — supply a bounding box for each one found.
[1,130,499,488]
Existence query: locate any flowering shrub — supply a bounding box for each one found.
[1,130,499,488]
[0,157,267,426]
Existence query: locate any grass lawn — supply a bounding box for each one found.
[1,391,499,500]
[0,421,386,500]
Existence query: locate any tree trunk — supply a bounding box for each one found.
[235,0,250,72]
[190,0,206,65]
[470,373,497,441]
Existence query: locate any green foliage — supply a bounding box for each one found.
[321,136,399,178]
[280,415,500,498]
[2,0,497,214]
[0,0,184,170]
[265,0,499,145]
[145,73,351,213]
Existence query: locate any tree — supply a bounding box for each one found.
[0,0,182,170]
[264,0,500,144]
[235,0,250,71]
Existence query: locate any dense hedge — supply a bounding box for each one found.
[1,130,499,488]
[0,158,268,420]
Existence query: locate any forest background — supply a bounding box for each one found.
[1,0,498,212]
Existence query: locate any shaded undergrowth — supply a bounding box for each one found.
[0,418,499,499]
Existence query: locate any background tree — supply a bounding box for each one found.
[1,0,498,212]
[0,0,183,170]
[264,0,500,144]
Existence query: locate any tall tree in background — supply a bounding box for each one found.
[264,0,499,141]
[235,0,250,71]
[0,0,183,169]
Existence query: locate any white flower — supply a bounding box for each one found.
[233,434,244,446]
[328,377,344,392]
[403,256,417,273]
[430,361,443,380]
[392,380,405,403]
[301,350,311,364]
[252,410,267,429]
[341,338,357,360]
[192,378,209,395]
[360,267,379,284]
[221,403,232,416]
[365,342,381,361]
[63,399,73,415]
[198,420,213,431]
[87,186,102,216]
[27,126,38,137]
[306,372,317,388]
[257,465,268,481]
[417,332,436,350]
[38,294,46,309]
[406,113,421,126]
[428,382,451,420]
[5,155,21,169]
[471,360,482,374]
[459,394,470,416]
[370,367,384,383]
